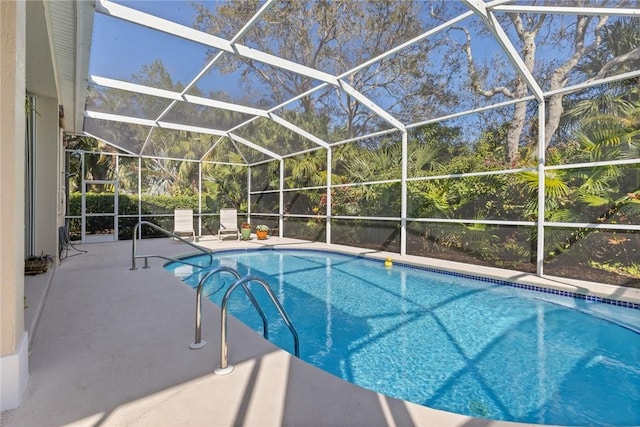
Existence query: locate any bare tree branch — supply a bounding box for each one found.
[594,46,640,80]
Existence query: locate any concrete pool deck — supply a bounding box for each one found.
[4,236,639,426]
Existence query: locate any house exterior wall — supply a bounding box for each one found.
[0,0,28,411]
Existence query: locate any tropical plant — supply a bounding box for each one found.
[518,103,640,263]
[202,152,248,211]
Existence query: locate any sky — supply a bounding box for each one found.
[90,1,212,85]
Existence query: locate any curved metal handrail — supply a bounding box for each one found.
[215,275,300,375]
[130,221,213,270]
[190,266,269,350]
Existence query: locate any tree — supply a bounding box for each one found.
[64,135,118,191]
[192,0,453,138]
[562,17,640,134]
[443,1,639,165]
[202,152,248,211]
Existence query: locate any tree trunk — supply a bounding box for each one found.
[505,28,537,165]
[506,98,527,165]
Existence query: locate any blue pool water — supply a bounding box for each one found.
[165,249,640,426]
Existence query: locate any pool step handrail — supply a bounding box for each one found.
[190,266,269,350]
[215,275,300,375]
[130,220,213,270]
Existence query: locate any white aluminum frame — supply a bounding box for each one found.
[81,179,119,243]
[73,1,640,280]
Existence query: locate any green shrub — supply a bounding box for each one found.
[69,192,200,239]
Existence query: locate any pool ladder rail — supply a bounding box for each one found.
[130,221,213,270]
[190,266,267,349]
[192,268,300,375]
[129,229,300,376]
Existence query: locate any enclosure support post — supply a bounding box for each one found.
[536,102,546,276]
[80,153,86,243]
[198,161,202,238]
[114,180,119,240]
[115,156,120,241]
[137,156,142,238]
[326,148,332,245]
[279,159,284,237]
[400,131,408,256]
[247,165,252,227]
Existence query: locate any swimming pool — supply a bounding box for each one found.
[165,249,640,426]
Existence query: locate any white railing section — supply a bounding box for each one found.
[130,221,213,270]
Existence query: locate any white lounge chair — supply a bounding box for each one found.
[173,209,197,241]
[218,208,239,241]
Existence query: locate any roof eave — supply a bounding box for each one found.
[45,0,94,134]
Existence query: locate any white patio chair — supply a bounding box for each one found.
[218,208,239,241]
[173,209,197,241]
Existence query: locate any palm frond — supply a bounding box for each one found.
[579,194,611,207]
